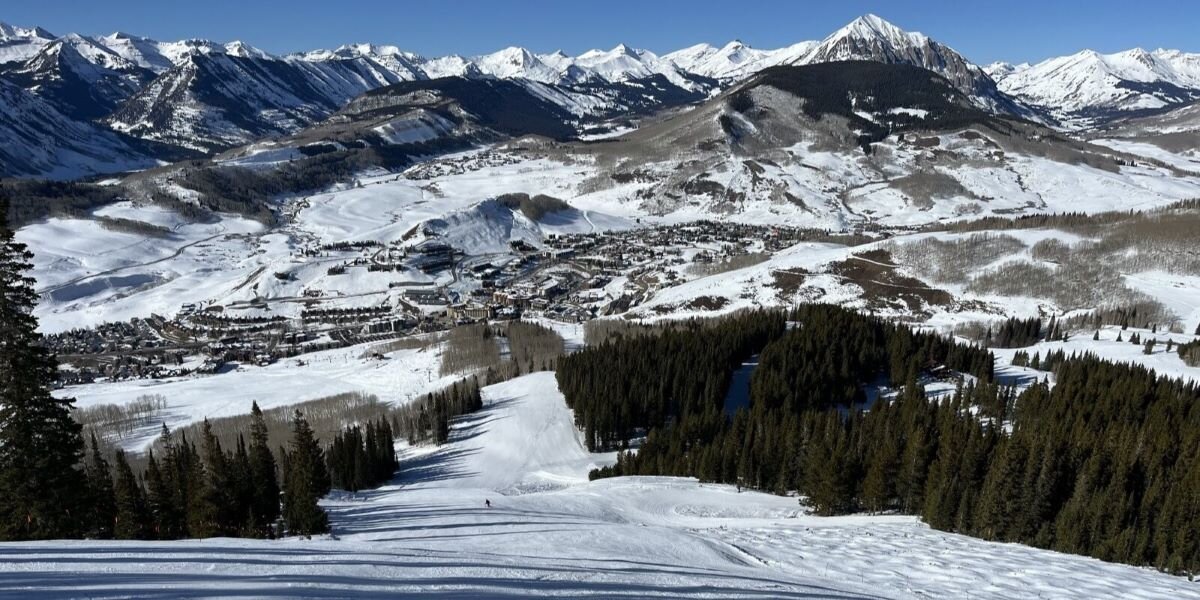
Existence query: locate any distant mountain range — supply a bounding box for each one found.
[988,48,1200,126]
[2,14,1199,178]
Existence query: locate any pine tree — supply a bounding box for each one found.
[175,432,205,538]
[247,402,280,536]
[112,450,150,540]
[0,202,87,540]
[143,449,172,539]
[188,420,229,537]
[231,435,254,534]
[282,411,329,536]
[862,438,898,514]
[83,433,116,539]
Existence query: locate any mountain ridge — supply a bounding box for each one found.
[3,14,1200,179]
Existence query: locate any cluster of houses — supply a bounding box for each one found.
[47,319,192,386]
[421,219,813,325]
[44,319,162,356]
[53,218,820,388]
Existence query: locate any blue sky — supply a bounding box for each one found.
[5,0,1198,64]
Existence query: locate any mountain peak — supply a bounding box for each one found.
[0,21,54,41]
[224,40,272,59]
[833,14,928,46]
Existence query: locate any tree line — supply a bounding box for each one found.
[326,418,400,492]
[76,403,330,540]
[986,316,1043,348]
[556,311,787,452]
[577,304,1200,576]
[393,378,483,445]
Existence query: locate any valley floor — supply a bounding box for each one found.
[2,373,1196,599]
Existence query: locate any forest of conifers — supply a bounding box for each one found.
[558,305,1200,575]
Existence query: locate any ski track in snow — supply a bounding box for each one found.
[5,372,1198,598]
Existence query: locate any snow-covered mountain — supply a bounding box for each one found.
[299,43,427,81]
[791,14,1024,115]
[0,21,54,64]
[105,50,412,152]
[571,44,702,90]
[5,14,1200,179]
[664,40,818,81]
[0,33,154,121]
[993,48,1200,125]
[0,77,157,178]
[562,60,1199,230]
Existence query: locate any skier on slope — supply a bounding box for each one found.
[485,499,491,508]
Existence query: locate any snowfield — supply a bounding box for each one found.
[16,204,266,333]
[7,372,1198,598]
[58,340,457,452]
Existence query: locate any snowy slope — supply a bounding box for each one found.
[8,371,1196,598]
[97,32,214,72]
[16,204,265,331]
[61,340,456,451]
[0,78,156,178]
[106,50,403,151]
[0,21,54,64]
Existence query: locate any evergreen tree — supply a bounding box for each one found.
[0,202,87,540]
[247,402,280,536]
[862,436,899,514]
[189,420,230,537]
[231,435,254,534]
[83,433,116,539]
[174,431,205,538]
[282,411,329,535]
[143,449,173,539]
[112,450,150,540]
